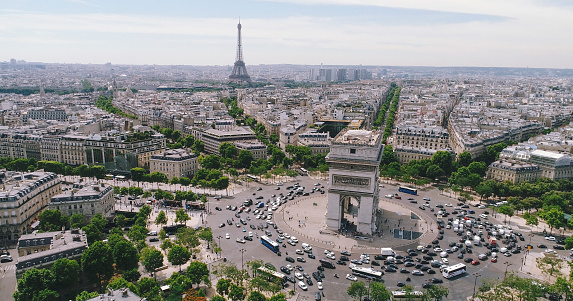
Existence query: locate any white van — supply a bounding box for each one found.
[302,243,312,250]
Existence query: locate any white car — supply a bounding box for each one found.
[324,250,331,254]
[478,205,486,209]
[284,234,290,239]
[286,264,293,271]
[249,231,253,237]
[291,236,298,243]
[445,203,453,207]
[317,282,323,290]
[236,238,246,244]
[296,249,304,255]
[434,248,442,252]
[295,272,303,280]
[545,236,556,241]
[326,253,336,260]
[225,233,230,239]
[442,258,449,264]
[346,274,358,281]
[298,281,308,290]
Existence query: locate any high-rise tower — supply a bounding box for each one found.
[229,21,251,83]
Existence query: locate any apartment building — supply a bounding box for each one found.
[49,183,114,221]
[149,148,198,180]
[234,141,268,160]
[486,160,541,184]
[15,229,88,275]
[0,171,61,242]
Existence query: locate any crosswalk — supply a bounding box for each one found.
[1,265,15,278]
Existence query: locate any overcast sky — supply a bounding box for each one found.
[1,0,572,68]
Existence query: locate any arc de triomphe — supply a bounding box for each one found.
[326,129,383,235]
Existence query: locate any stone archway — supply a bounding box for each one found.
[326,129,383,235]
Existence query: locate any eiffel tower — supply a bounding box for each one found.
[229,21,251,83]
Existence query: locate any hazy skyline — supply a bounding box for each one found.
[1,0,572,68]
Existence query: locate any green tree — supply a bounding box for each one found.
[540,207,564,234]
[131,167,146,182]
[13,268,55,301]
[51,258,80,288]
[127,225,148,242]
[347,281,368,300]
[369,281,392,301]
[431,151,454,175]
[165,272,192,296]
[168,245,191,271]
[113,240,139,271]
[238,150,254,168]
[81,223,101,244]
[228,284,246,301]
[212,296,227,301]
[137,277,161,301]
[33,289,59,301]
[457,151,473,167]
[175,209,190,225]
[426,164,444,179]
[141,247,164,275]
[155,210,168,226]
[70,214,85,228]
[200,154,222,169]
[217,278,232,295]
[123,269,141,283]
[498,205,514,224]
[138,204,152,219]
[75,291,99,301]
[269,293,287,301]
[115,214,127,228]
[220,142,239,159]
[187,261,210,287]
[81,241,114,289]
[38,209,69,231]
[248,291,266,301]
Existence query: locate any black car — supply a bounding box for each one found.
[464,258,474,263]
[215,207,222,211]
[227,219,233,225]
[400,268,410,274]
[422,283,433,289]
[340,256,349,261]
[306,278,313,286]
[250,224,256,230]
[281,266,291,274]
[427,269,436,274]
[538,244,548,248]
[371,261,380,266]
[430,278,443,283]
[336,260,347,265]
[374,255,385,260]
[308,253,316,259]
[554,245,565,250]
[244,236,253,241]
[149,237,159,242]
[286,257,295,263]
[385,267,396,272]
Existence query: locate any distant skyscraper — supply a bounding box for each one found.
[229,21,251,83]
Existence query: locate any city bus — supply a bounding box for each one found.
[391,290,424,300]
[350,264,383,281]
[300,167,308,175]
[442,263,467,279]
[398,186,418,195]
[257,266,288,287]
[319,259,335,269]
[247,174,258,182]
[261,235,280,253]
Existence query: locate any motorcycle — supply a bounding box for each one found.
[406,277,411,282]
[334,274,339,278]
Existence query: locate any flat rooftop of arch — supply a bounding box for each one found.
[332,129,381,146]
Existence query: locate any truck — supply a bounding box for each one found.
[380,248,395,257]
[488,237,497,245]
[473,235,481,246]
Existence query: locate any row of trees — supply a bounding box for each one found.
[373,85,398,128]
[151,125,204,154]
[347,280,448,301]
[95,95,137,119]
[382,87,401,142]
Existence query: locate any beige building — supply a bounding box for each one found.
[486,160,541,184]
[61,135,88,166]
[234,141,268,160]
[149,148,198,180]
[0,171,61,242]
[394,126,450,150]
[15,229,88,275]
[49,183,115,221]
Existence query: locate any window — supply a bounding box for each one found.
[350,149,356,154]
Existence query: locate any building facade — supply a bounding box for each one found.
[486,160,541,184]
[149,149,198,180]
[49,183,115,221]
[0,171,61,242]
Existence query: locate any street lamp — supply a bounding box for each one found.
[504,261,512,279]
[472,273,481,299]
[239,248,247,270]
